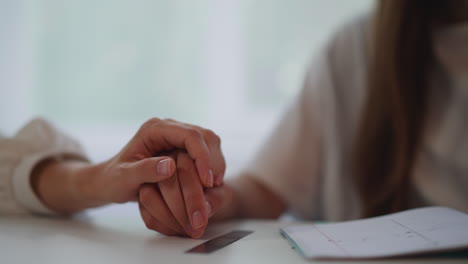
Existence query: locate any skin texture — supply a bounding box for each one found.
[32,118,226,237]
[138,168,287,238]
[139,152,221,237]
[32,117,285,238]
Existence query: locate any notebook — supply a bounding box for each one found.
[281,206,468,259]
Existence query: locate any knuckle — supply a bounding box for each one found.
[187,128,203,140]
[163,118,176,123]
[176,158,195,175]
[143,117,160,127]
[177,166,192,179]
[139,187,152,205]
[204,129,221,145]
[176,151,191,163]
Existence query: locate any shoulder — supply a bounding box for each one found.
[302,13,371,117]
[308,14,373,221]
[328,13,371,55]
[303,13,371,89]
[325,13,371,86]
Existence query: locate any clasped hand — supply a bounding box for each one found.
[33,118,231,238]
[99,118,231,238]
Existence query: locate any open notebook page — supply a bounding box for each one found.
[281,207,468,259]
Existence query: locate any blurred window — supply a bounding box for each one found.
[0,0,372,172]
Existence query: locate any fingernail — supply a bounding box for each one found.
[205,201,212,217]
[186,225,203,238]
[191,210,205,230]
[207,170,214,187]
[157,159,171,176]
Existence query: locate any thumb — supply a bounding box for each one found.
[129,156,176,185]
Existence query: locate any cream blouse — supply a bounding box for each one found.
[246,15,468,221]
[0,119,87,215]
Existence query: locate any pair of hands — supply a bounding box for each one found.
[93,118,232,238]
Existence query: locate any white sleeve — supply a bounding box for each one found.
[0,118,88,215]
[244,50,332,220]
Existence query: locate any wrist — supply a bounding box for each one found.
[32,158,106,214]
[71,160,113,208]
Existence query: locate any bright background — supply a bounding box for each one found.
[0,0,372,176]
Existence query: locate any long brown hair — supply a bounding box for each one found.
[353,0,462,217]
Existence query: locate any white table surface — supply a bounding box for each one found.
[1,203,466,264]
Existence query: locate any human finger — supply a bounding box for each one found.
[157,165,200,237]
[176,152,209,238]
[189,125,225,186]
[203,129,225,186]
[139,202,180,236]
[139,184,186,235]
[138,118,214,187]
[120,156,175,189]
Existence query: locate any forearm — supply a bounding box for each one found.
[212,174,286,221]
[31,159,105,215]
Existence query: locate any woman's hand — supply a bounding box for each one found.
[32,118,226,214]
[138,152,232,238]
[88,118,226,204]
[118,118,225,187]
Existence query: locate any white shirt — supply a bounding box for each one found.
[0,118,87,215]
[246,15,468,221]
